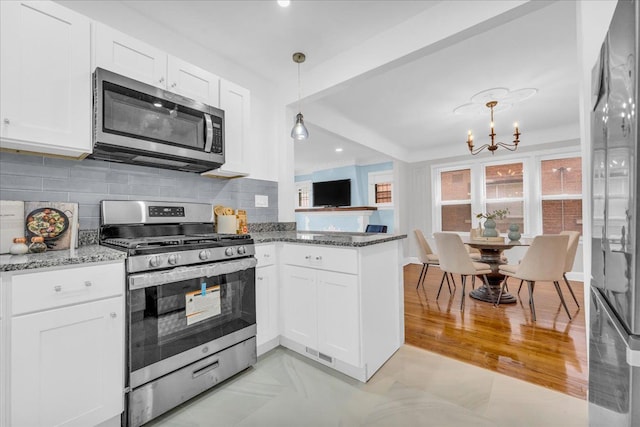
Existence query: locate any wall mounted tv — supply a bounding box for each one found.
[312,179,351,207]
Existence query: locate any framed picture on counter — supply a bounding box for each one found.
[24,201,79,251]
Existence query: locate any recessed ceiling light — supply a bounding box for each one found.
[335,148,343,152]
[277,0,290,7]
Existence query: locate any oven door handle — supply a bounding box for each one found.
[128,257,257,290]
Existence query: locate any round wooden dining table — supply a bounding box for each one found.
[462,237,533,304]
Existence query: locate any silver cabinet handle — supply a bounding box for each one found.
[110,312,117,318]
[170,82,177,88]
[315,256,322,261]
[264,254,270,258]
[159,77,165,84]
[84,280,92,287]
[257,276,264,281]
[3,118,9,124]
[54,285,62,292]
[305,255,311,259]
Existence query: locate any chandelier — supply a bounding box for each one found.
[466,101,520,155]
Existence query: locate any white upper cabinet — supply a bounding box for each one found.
[0,1,92,157]
[93,23,167,88]
[167,56,220,107]
[202,79,251,178]
[94,24,220,107]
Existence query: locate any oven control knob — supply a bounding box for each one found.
[149,256,162,267]
[168,254,180,265]
[237,246,246,255]
[199,250,211,261]
[225,247,235,256]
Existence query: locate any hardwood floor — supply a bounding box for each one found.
[403,263,588,400]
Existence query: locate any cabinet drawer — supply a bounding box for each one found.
[281,244,357,274]
[12,262,124,315]
[255,244,276,267]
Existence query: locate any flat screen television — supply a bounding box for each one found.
[312,179,351,207]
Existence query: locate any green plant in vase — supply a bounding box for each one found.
[475,208,509,237]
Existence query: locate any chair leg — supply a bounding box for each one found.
[527,281,536,322]
[494,276,509,307]
[563,273,580,307]
[472,275,476,290]
[445,272,453,294]
[416,264,427,289]
[437,272,447,300]
[449,273,456,289]
[460,275,466,310]
[554,280,573,320]
[517,280,524,295]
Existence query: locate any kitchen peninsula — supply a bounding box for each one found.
[251,229,406,382]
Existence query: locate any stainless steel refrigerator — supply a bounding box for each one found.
[590,0,640,425]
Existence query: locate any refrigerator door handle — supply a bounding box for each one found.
[592,287,640,367]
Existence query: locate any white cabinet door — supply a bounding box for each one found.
[317,271,360,366]
[0,0,91,157]
[94,23,167,88]
[167,56,220,106]
[281,265,317,349]
[203,79,250,178]
[11,297,124,427]
[256,264,279,347]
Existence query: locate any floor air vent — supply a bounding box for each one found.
[318,352,333,364]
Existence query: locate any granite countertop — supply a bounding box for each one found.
[0,245,126,272]
[0,227,405,271]
[251,231,407,247]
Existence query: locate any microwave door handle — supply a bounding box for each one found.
[204,113,214,153]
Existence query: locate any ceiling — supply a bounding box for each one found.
[60,0,581,175]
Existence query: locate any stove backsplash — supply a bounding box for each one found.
[0,152,278,230]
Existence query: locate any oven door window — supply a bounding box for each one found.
[103,81,206,150]
[129,268,255,372]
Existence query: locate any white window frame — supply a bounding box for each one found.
[431,147,581,237]
[368,170,394,209]
[434,166,473,232]
[481,157,528,233]
[536,153,584,235]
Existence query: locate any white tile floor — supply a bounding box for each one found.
[148,345,587,427]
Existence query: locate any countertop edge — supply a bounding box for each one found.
[1,245,127,272]
[251,232,407,247]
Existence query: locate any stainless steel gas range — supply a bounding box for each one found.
[99,200,257,427]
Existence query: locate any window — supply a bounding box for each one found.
[432,149,582,237]
[540,157,582,234]
[295,181,311,208]
[368,170,394,207]
[484,162,524,234]
[439,168,471,231]
[375,183,392,203]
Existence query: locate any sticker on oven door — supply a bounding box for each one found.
[185,285,221,326]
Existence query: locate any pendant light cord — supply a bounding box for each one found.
[297,61,301,113]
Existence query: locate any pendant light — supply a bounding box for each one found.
[291,52,309,141]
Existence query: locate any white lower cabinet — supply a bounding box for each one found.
[256,264,279,352]
[11,297,123,427]
[2,261,125,427]
[255,244,279,355]
[282,265,359,366]
[279,241,403,382]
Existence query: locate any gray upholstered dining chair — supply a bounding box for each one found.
[414,229,453,297]
[434,232,492,310]
[497,234,570,321]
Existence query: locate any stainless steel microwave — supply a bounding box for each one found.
[91,68,224,173]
